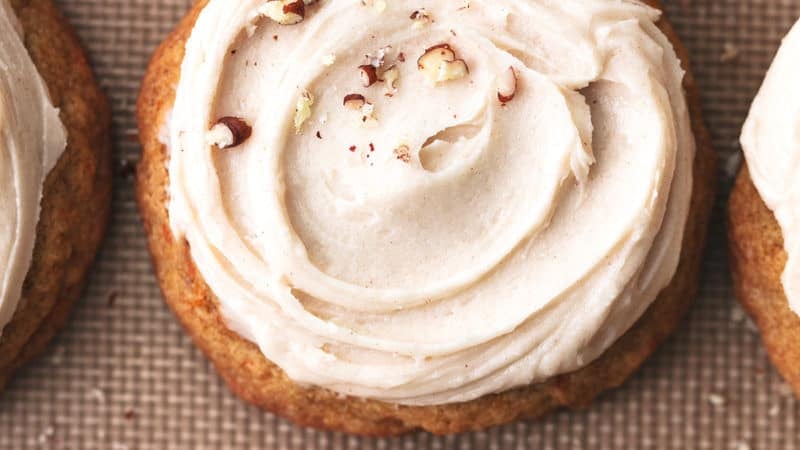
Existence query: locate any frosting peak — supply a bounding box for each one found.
[0,0,67,335]
[169,0,694,405]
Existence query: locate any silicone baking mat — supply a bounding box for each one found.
[0,0,798,448]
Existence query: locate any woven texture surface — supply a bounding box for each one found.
[0,0,798,448]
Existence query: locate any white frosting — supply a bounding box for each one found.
[169,0,695,405]
[741,18,800,316]
[0,0,67,335]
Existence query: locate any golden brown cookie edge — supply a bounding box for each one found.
[728,167,800,396]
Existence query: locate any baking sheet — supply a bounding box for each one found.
[1,0,799,448]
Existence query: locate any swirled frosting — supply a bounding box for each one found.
[169,0,695,405]
[741,18,800,316]
[0,0,67,335]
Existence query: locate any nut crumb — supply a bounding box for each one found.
[322,53,336,66]
[259,0,306,25]
[769,404,780,417]
[381,65,400,94]
[497,66,518,103]
[733,441,750,450]
[87,387,106,404]
[361,0,386,12]
[209,117,252,149]
[359,64,379,87]
[49,345,65,365]
[37,426,54,446]
[418,43,469,83]
[720,42,739,63]
[360,102,378,126]
[775,381,794,397]
[366,45,392,69]
[294,90,315,133]
[394,144,411,162]
[410,9,432,28]
[730,303,746,322]
[343,93,367,110]
[708,393,725,407]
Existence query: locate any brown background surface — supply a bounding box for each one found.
[0,0,798,448]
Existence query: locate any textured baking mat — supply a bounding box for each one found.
[0,0,798,448]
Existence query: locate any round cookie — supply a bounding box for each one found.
[729,169,800,395]
[729,17,800,399]
[137,0,716,435]
[0,0,112,390]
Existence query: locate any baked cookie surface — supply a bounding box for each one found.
[730,17,800,399]
[137,0,715,435]
[729,169,800,396]
[0,0,112,390]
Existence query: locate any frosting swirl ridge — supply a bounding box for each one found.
[169,0,694,405]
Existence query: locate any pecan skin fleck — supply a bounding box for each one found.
[215,117,252,149]
[283,0,305,17]
[359,64,379,87]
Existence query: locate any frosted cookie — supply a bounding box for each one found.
[730,18,800,398]
[0,0,111,390]
[137,0,715,434]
